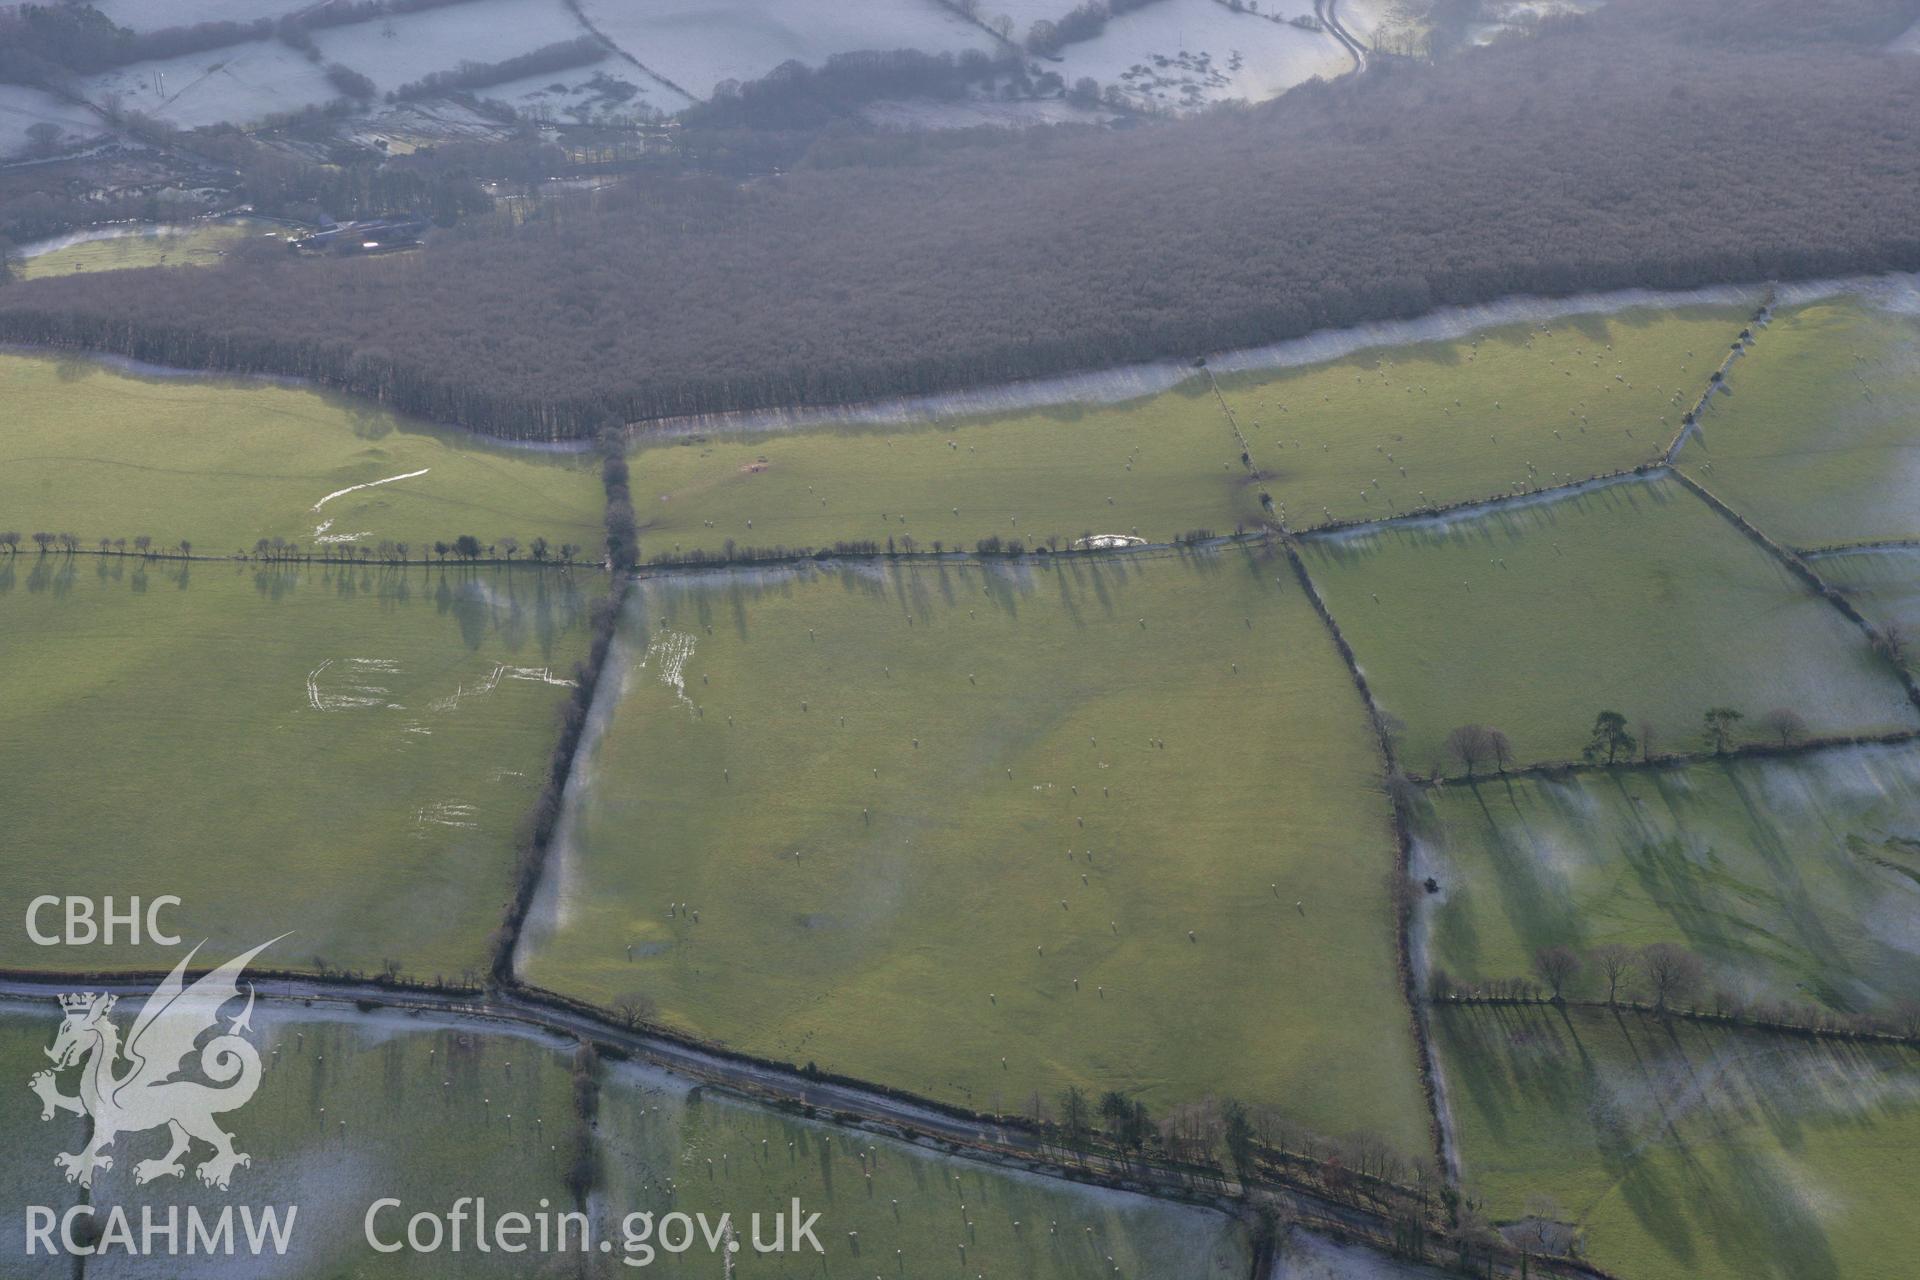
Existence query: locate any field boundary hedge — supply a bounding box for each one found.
[1279,538,1452,1183]
[1671,467,1920,713]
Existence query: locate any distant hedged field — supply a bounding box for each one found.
[6,274,1920,1278]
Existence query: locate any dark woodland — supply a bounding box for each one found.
[1,0,1917,439]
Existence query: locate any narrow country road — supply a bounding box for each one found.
[1318,0,1368,73]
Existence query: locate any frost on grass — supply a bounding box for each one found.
[311,468,430,511]
[305,657,400,712]
[638,628,697,716]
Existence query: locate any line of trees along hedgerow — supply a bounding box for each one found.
[1,0,1917,441]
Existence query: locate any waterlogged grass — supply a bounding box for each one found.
[74,1006,578,1280]
[1677,297,1920,549]
[1300,473,1917,771]
[17,220,274,280]
[0,1012,82,1277]
[0,353,604,558]
[0,561,592,979]
[1436,1005,1920,1280]
[0,1002,1247,1277]
[594,1058,1252,1278]
[518,548,1430,1151]
[1415,744,1920,1011]
[1216,305,1750,528]
[627,383,1252,557]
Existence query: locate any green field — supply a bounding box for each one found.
[1677,297,1920,550]
[16,220,276,281]
[0,1002,1247,1277]
[0,561,591,979]
[627,382,1252,557]
[595,1057,1252,1278]
[1436,1005,1920,1280]
[1300,473,1916,772]
[1216,304,1752,528]
[0,352,605,559]
[517,547,1431,1152]
[1414,743,1920,1011]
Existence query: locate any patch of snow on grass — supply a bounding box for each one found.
[640,628,697,715]
[306,657,399,711]
[312,468,430,511]
[415,800,479,831]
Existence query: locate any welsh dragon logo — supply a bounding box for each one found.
[29,938,282,1190]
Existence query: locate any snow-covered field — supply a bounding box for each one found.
[0,85,104,158]
[1047,0,1348,109]
[77,38,341,128]
[90,0,319,32]
[309,0,595,95]
[478,53,693,119]
[577,0,999,100]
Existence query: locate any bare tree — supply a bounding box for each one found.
[1532,946,1582,1001]
[1758,707,1808,747]
[611,992,656,1028]
[1445,724,1498,779]
[1488,727,1514,774]
[1636,718,1658,762]
[1591,943,1634,1006]
[1640,942,1703,1012]
[1873,622,1912,671]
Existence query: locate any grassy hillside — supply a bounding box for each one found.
[17,220,270,280]
[1219,304,1751,528]
[0,561,591,979]
[1300,473,1916,771]
[517,547,1430,1151]
[1677,296,1920,550]
[0,353,604,559]
[629,381,1249,557]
